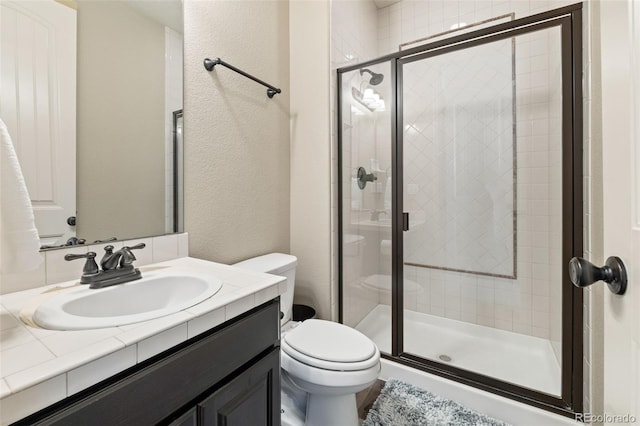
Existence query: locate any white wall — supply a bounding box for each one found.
[183,0,290,264]
[290,0,332,320]
[583,0,604,418]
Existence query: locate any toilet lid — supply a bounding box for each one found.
[283,319,377,364]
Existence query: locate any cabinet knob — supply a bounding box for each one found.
[569,256,627,295]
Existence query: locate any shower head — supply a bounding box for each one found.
[360,68,384,86]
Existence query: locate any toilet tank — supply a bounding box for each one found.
[232,253,297,324]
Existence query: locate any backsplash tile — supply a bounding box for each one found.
[120,238,154,266]
[0,233,189,295]
[45,246,88,286]
[178,233,189,258]
[152,234,179,263]
[0,263,46,296]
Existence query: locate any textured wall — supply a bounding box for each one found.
[183,0,290,264]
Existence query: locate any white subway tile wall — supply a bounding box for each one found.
[394,1,566,345]
[401,36,515,278]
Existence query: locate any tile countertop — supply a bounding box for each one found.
[0,257,286,425]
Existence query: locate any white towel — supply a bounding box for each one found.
[0,118,44,273]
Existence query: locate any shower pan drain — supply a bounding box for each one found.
[438,354,452,362]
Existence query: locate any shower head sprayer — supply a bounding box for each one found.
[360,68,384,86]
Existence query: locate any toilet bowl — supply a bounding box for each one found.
[233,253,381,426]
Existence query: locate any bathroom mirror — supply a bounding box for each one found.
[1,0,183,250]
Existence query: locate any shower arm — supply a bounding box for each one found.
[203,57,282,98]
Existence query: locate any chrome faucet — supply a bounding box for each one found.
[66,243,145,289]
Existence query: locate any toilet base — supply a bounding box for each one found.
[305,393,358,426]
[282,370,307,426]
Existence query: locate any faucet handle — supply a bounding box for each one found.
[125,243,146,251]
[119,243,146,267]
[64,252,99,277]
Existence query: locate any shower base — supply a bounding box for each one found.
[355,304,561,396]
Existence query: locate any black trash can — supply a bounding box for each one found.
[292,304,316,322]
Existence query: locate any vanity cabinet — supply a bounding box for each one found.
[15,300,281,426]
[195,348,279,426]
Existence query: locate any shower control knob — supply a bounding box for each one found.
[356,167,377,190]
[569,256,627,295]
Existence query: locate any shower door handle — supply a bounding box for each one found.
[402,212,409,231]
[569,257,627,295]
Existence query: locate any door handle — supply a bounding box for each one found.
[568,256,627,295]
[67,216,76,226]
[402,212,409,231]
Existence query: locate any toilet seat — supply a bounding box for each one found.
[281,349,381,392]
[282,319,380,371]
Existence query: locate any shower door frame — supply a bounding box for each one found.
[337,3,584,417]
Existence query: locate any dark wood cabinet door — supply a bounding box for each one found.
[168,408,197,426]
[198,348,280,426]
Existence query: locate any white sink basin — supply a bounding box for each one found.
[33,272,223,330]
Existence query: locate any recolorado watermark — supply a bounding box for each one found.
[575,413,637,423]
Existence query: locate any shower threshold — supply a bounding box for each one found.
[355,304,561,396]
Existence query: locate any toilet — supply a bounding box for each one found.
[233,253,381,426]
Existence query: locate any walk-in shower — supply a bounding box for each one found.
[338,3,583,416]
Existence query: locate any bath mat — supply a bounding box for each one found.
[363,379,510,426]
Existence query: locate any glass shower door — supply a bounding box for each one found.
[339,61,393,353]
[400,25,566,396]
